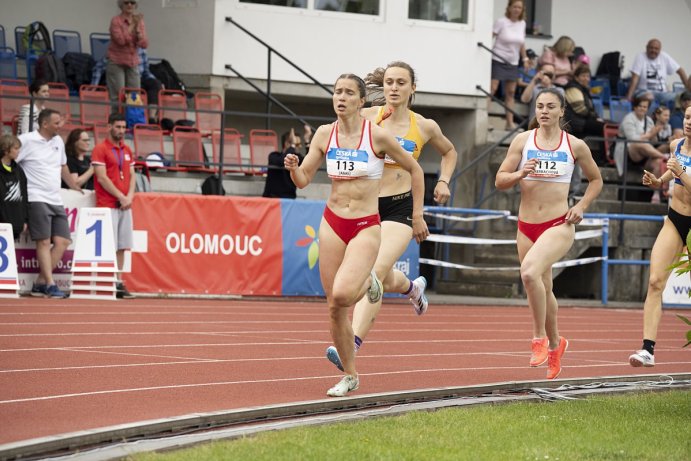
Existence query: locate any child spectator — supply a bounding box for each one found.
[0,135,29,240]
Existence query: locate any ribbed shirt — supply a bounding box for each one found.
[107,14,149,68]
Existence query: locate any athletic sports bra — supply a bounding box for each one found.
[375,107,425,169]
[673,138,690,186]
[325,119,384,180]
[518,129,575,184]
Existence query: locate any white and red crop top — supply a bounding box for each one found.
[325,119,384,180]
[518,129,575,184]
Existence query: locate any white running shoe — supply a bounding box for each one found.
[409,276,428,315]
[629,350,655,367]
[367,270,383,304]
[325,346,344,371]
[326,374,359,397]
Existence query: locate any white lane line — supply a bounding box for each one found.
[0,349,686,374]
[2,362,689,405]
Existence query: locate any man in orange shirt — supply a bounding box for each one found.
[92,113,136,298]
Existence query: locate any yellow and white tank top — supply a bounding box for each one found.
[375,107,425,169]
[518,129,575,184]
[325,119,384,180]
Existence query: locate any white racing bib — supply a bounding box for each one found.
[674,152,691,185]
[326,147,369,178]
[527,149,570,178]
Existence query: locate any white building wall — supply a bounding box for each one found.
[215,0,494,96]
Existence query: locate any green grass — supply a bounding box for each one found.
[131,390,690,461]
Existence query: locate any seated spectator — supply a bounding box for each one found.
[262,126,312,199]
[615,96,667,202]
[564,65,606,159]
[652,106,672,152]
[61,128,94,190]
[520,62,563,121]
[671,91,691,139]
[515,48,538,100]
[625,39,690,107]
[138,47,162,120]
[17,80,50,135]
[538,36,575,87]
[0,134,29,240]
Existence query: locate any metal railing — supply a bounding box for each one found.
[225,17,331,130]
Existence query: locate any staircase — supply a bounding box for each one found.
[434,135,667,301]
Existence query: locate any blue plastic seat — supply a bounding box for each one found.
[608,97,632,124]
[0,47,17,79]
[591,96,604,119]
[52,29,82,59]
[89,32,110,62]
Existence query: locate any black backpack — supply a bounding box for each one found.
[201,175,225,196]
[149,59,193,98]
[595,51,622,96]
[34,52,67,84]
[62,52,95,92]
[22,21,51,56]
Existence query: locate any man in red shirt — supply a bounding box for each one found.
[92,113,136,299]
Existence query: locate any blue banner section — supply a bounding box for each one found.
[279,199,420,297]
[280,199,326,296]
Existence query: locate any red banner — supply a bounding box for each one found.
[126,194,283,295]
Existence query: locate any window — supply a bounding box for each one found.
[408,0,468,24]
[239,0,306,7]
[524,0,552,37]
[315,0,379,15]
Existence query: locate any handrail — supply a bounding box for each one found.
[225,17,331,130]
[477,41,532,80]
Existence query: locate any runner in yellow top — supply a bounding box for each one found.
[325,61,458,371]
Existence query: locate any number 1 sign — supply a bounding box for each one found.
[0,223,19,298]
[71,208,118,300]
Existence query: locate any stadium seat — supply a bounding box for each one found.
[248,129,278,175]
[133,123,171,170]
[194,92,223,135]
[52,29,81,59]
[0,79,29,128]
[158,89,188,127]
[79,84,110,126]
[0,24,5,49]
[0,47,17,79]
[607,97,631,124]
[57,122,87,143]
[14,26,26,59]
[47,82,71,123]
[172,126,215,172]
[211,128,244,173]
[602,123,619,166]
[89,32,110,62]
[93,124,109,146]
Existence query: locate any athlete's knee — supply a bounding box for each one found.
[331,287,356,308]
[520,262,542,287]
[647,272,668,293]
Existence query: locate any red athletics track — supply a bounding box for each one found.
[0,297,689,445]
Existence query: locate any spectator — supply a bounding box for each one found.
[615,96,667,202]
[17,109,82,298]
[262,126,312,199]
[0,135,29,240]
[516,48,538,100]
[17,79,49,135]
[62,129,94,190]
[520,62,563,122]
[625,39,690,107]
[652,106,672,152]
[539,35,576,87]
[106,0,149,104]
[671,91,691,139]
[489,0,527,130]
[564,65,605,154]
[91,113,136,299]
[138,47,162,119]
